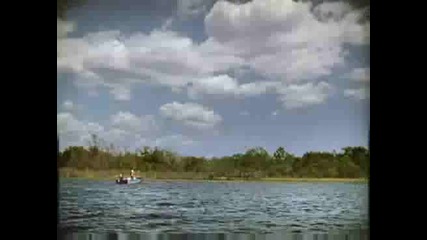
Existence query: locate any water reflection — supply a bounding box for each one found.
[58,229,369,240]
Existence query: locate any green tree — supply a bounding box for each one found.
[58,139,369,179]
[273,147,287,163]
[181,156,206,172]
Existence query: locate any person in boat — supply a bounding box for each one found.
[116,173,124,183]
[130,169,135,180]
[117,173,124,182]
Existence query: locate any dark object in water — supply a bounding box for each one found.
[116,177,142,184]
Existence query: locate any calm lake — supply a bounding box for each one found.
[58,179,369,240]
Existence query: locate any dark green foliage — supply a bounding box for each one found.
[58,135,369,178]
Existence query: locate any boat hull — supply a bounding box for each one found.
[115,177,142,184]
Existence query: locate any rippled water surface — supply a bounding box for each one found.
[59,179,368,239]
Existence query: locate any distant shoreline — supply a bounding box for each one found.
[58,168,367,183]
[59,176,367,183]
[137,178,367,183]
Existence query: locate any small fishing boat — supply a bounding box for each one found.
[115,177,142,184]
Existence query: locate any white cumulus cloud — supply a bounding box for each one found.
[188,74,278,98]
[276,82,333,109]
[57,0,369,108]
[111,111,158,133]
[58,111,163,151]
[205,0,368,82]
[57,29,244,100]
[159,101,222,129]
[57,112,105,149]
[348,67,370,82]
[343,67,369,101]
[344,88,369,100]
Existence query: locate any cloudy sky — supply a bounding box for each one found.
[57,0,370,157]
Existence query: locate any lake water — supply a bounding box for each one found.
[58,179,369,240]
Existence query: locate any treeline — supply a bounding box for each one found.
[57,135,369,179]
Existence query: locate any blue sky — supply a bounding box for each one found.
[57,0,370,157]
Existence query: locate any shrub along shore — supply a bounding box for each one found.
[58,136,369,182]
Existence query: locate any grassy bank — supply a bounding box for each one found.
[59,168,368,183]
[59,168,211,181]
[146,177,367,183]
[258,177,367,183]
